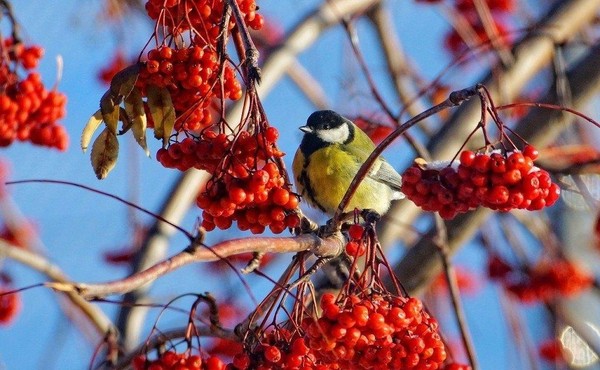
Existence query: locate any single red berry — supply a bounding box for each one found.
[459,150,476,167]
[348,224,365,240]
[523,145,539,160]
[272,188,290,206]
[263,345,282,363]
[472,153,491,172]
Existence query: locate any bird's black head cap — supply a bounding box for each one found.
[306,110,346,131]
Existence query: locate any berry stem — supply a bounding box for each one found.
[227,0,261,84]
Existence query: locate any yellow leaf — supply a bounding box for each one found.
[125,87,149,156]
[91,128,119,179]
[147,85,175,147]
[100,90,119,134]
[81,109,103,153]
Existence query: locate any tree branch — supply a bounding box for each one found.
[50,234,344,300]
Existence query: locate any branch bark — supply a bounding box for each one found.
[51,233,344,300]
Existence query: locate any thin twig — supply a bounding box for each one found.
[432,214,479,370]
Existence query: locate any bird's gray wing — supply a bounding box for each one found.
[369,160,403,192]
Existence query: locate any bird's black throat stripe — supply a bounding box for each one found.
[342,120,355,145]
[299,156,327,212]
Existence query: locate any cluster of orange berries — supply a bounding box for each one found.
[417,0,515,56]
[231,329,330,369]
[301,293,448,369]
[136,44,241,132]
[144,0,264,36]
[136,0,263,140]
[197,160,300,234]
[487,255,593,303]
[157,127,299,233]
[133,351,226,370]
[0,39,68,150]
[141,0,262,130]
[401,146,561,219]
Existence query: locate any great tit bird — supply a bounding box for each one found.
[292,110,404,217]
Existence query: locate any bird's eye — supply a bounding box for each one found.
[323,124,330,129]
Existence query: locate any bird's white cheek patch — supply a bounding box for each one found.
[316,124,350,143]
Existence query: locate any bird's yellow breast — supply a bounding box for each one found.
[292,145,392,215]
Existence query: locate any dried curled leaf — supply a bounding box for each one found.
[91,128,119,179]
[124,87,149,156]
[81,109,103,153]
[100,90,120,134]
[110,63,140,101]
[146,85,175,147]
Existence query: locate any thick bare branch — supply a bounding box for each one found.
[51,234,344,300]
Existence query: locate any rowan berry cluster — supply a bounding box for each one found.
[0,38,68,150]
[401,146,561,219]
[0,285,20,326]
[487,255,593,303]
[132,1,295,235]
[301,292,448,369]
[444,22,509,56]
[231,329,331,369]
[138,0,261,132]
[352,116,393,145]
[132,351,226,370]
[156,126,299,233]
[506,260,593,303]
[136,45,241,132]
[144,0,264,35]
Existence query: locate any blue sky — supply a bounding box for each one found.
[0,1,579,369]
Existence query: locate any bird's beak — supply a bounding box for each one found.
[299,125,312,133]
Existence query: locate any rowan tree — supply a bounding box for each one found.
[1,0,599,369]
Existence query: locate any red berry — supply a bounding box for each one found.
[523,145,539,160]
[348,224,365,240]
[472,153,491,172]
[459,150,476,167]
[272,187,290,206]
